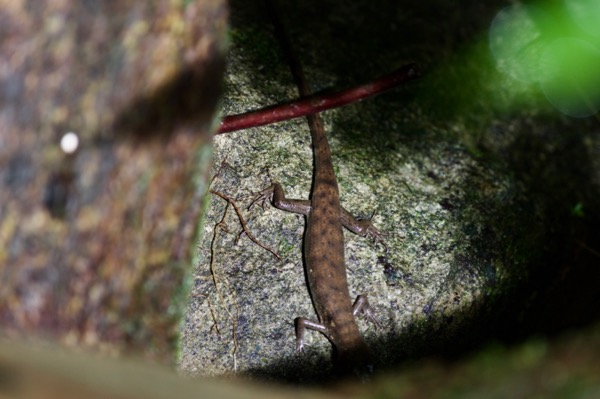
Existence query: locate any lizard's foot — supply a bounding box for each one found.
[357,219,385,242]
[353,295,381,329]
[341,208,386,243]
[294,317,328,353]
[248,184,276,210]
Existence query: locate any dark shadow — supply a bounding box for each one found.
[110,55,225,142]
[494,119,600,339]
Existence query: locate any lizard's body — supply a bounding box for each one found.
[302,113,379,374]
[252,3,380,375]
[255,112,380,375]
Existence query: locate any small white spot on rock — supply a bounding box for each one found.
[60,132,79,154]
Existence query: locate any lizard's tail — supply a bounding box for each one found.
[333,339,374,381]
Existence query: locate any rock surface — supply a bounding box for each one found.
[180,0,600,382]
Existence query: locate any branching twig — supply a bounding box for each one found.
[208,200,240,371]
[210,189,281,259]
[192,292,222,337]
[207,166,280,371]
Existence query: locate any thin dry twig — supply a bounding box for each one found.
[208,200,240,371]
[206,163,283,371]
[210,189,281,259]
[191,292,222,337]
[577,240,600,259]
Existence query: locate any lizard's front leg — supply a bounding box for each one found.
[252,183,383,242]
[250,183,311,215]
[341,209,383,241]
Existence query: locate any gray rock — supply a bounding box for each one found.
[180,0,600,382]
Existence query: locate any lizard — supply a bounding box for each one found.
[249,28,383,372]
[252,110,382,376]
[246,0,402,377]
[228,60,420,376]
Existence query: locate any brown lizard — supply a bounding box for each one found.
[252,111,382,376]
[247,0,403,377]
[249,23,384,370]
[222,60,419,377]
[234,59,419,375]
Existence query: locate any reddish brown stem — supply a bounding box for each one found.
[217,63,420,134]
